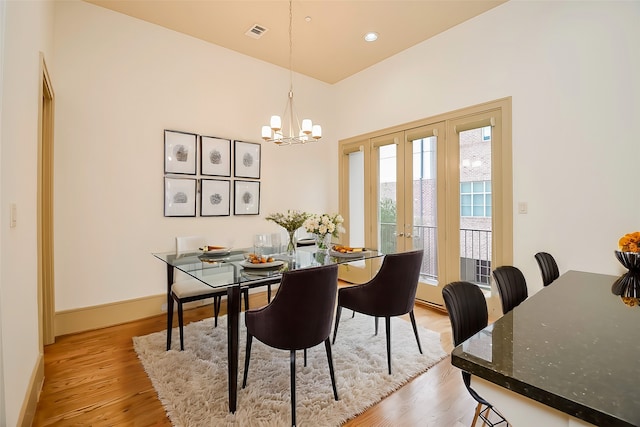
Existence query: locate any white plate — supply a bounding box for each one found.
[329,249,366,258]
[297,238,316,246]
[202,246,231,255]
[240,260,285,269]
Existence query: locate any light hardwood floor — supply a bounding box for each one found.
[33,290,477,426]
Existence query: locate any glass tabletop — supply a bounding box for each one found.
[153,246,384,289]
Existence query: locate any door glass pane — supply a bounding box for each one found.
[459,126,492,288]
[378,144,396,254]
[348,151,365,247]
[412,136,437,283]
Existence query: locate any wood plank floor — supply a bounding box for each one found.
[33,290,477,426]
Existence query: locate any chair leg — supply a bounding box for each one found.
[267,284,272,302]
[177,301,185,351]
[290,350,297,427]
[324,338,339,401]
[304,349,307,367]
[242,334,253,388]
[409,310,423,354]
[243,289,249,311]
[166,294,174,351]
[332,306,342,344]
[471,402,482,427]
[385,317,392,374]
[351,310,355,318]
[213,296,221,328]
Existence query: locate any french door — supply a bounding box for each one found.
[339,99,512,311]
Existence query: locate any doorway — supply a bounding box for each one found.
[38,54,55,346]
[339,98,512,309]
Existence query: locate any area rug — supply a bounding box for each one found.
[133,314,447,427]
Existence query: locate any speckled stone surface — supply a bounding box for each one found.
[451,270,640,427]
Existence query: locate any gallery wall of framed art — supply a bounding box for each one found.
[163,129,261,217]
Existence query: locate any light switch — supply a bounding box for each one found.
[10,203,17,228]
[518,202,528,214]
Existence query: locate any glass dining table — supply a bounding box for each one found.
[152,245,385,413]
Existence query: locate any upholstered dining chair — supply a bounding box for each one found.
[167,236,249,351]
[332,249,424,375]
[492,265,528,315]
[534,252,560,287]
[242,263,339,427]
[442,281,509,427]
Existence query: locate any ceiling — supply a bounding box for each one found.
[83,0,507,84]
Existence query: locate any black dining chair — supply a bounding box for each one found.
[534,252,560,287]
[492,265,528,315]
[242,263,339,427]
[332,249,424,375]
[443,281,509,427]
[167,236,249,351]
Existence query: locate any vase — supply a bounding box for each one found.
[611,250,640,307]
[315,233,331,254]
[286,230,297,256]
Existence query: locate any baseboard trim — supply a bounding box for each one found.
[53,286,278,337]
[54,294,167,337]
[18,352,44,427]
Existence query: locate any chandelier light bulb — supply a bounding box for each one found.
[261,125,272,140]
[301,119,312,135]
[312,125,322,139]
[270,115,282,131]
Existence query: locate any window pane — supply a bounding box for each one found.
[461,182,471,193]
[473,181,484,192]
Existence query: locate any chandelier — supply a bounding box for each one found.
[261,0,322,145]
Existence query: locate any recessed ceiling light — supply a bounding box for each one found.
[364,32,378,42]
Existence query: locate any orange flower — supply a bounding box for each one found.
[619,231,640,253]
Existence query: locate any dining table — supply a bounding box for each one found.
[451,270,640,427]
[153,245,384,413]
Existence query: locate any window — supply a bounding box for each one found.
[475,259,492,286]
[461,180,492,217]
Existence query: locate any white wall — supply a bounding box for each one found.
[52,0,336,310]
[335,0,640,292]
[0,0,55,424]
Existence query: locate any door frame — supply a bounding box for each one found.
[339,97,512,314]
[38,53,55,346]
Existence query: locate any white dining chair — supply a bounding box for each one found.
[167,235,248,350]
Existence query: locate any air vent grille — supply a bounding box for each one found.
[245,24,269,39]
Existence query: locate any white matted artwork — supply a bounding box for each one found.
[201,179,230,217]
[234,140,261,179]
[234,180,260,215]
[201,136,231,177]
[164,177,196,217]
[165,130,197,175]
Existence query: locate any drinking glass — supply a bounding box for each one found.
[253,234,270,257]
[270,233,282,254]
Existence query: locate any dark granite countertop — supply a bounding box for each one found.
[451,270,640,427]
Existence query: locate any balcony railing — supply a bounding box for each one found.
[379,223,492,287]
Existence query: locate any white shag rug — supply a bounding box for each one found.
[133,313,447,427]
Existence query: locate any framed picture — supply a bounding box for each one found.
[164,177,196,217]
[234,140,261,179]
[201,136,231,177]
[201,179,230,217]
[234,180,260,215]
[165,130,197,175]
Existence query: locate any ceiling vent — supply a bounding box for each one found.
[245,24,269,39]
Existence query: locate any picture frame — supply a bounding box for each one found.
[234,180,260,215]
[234,140,261,179]
[201,136,231,177]
[164,177,196,217]
[201,179,230,217]
[165,130,197,175]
